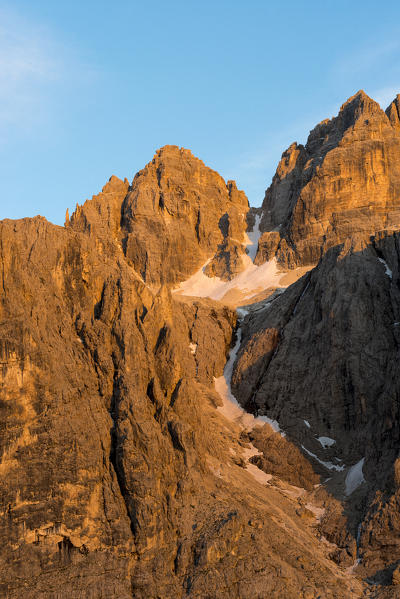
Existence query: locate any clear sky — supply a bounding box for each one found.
[1,0,400,224]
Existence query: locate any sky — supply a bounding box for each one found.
[1,0,400,224]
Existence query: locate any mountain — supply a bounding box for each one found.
[256,90,400,269]
[233,229,400,580]
[68,145,249,286]
[2,91,400,597]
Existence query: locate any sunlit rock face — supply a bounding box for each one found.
[0,213,359,599]
[4,92,400,598]
[256,91,400,268]
[70,145,250,287]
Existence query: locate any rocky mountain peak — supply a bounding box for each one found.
[256,90,400,269]
[339,88,382,117]
[67,146,250,287]
[386,93,400,129]
[6,90,400,597]
[121,145,249,286]
[102,174,130,194]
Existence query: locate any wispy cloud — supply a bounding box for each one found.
[0,7,60,131]
[332,39,400,79]
[367,85,400,109]
[0,6,97,141]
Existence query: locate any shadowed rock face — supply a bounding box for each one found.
[256,91,400,268]
[233,229,400,582]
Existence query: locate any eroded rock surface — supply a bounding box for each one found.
[69,146,250,287]
[4,92,400,597]
[233,229,400,586]
[0,214,364,598]
[256,91,400,269]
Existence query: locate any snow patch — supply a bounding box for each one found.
[317,436,336,448]
[245,462,273,485]
[173,213,287,302]
[243,214,261,261]
[345,458,365,496]
[301,445,345,472]
[189,342,197,355]
[174,256,282,302]
[304,420,311,429]
[214,327,283,435]
[293,282,310,314]
[256,415,281,433]
[213,326,277,486]
[236,307,249,319]
[378,257,393,279]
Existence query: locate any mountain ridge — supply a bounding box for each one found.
[2,90,400,597]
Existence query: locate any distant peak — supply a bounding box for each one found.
[101,175,129,195]
[155,145,194,159]
[386,94,400,128]
[347,89,370,102]
[155,144,180,155]
[386,93,400,109]
[339,89,381,113]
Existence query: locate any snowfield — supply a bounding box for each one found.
[345,458,365,496]
[173,214,285,302]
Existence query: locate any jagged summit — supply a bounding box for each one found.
[256,89,400,269]
[339,88,380,111]
[386,93,400,128]
[68,145,249,287]
[4,90,400,597]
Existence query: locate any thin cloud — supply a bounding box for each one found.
[368,86,400,109]
[332,39,400,79]
[0,6,97,139]
[0,8,58,130]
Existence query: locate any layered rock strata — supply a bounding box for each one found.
[256,91,400,269]
[233,229,400,584]
[0,214,362,598]
[4,90,400,597]
[69,145,250,287]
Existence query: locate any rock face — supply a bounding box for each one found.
[0,215,244,597]
[233,229,400,582]
[4,92,400,598]
[256,91,400,268]
[69,146,250,287]
[0,218,361,596]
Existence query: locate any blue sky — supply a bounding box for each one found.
[1,0,400,224]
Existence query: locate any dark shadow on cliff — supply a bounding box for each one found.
[231,230,400,579]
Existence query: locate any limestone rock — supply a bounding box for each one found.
[7,92,400,596]
[233,229,400,581]
[256,91,400,268]
[120,146,249,286]
[0,215,362,598]
[68,146,250,288]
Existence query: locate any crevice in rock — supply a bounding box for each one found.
[241,273,312,415]
[109,362,135,536]
[195,210,201,243]
[170,378,182,407]
[155,326,168,352]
